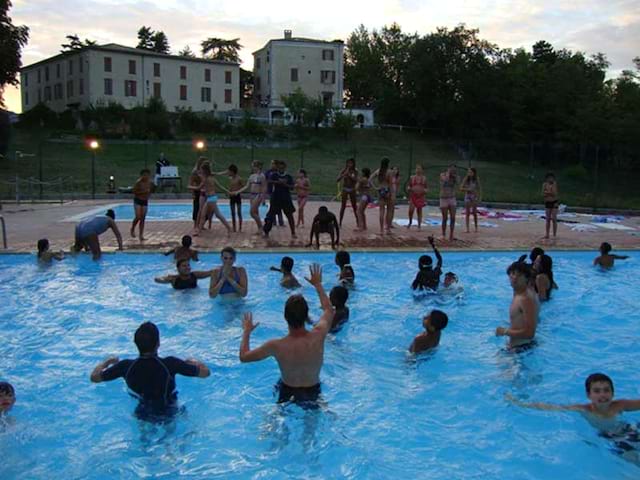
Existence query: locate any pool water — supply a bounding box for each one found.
[70,201,268,222]
[0,251,638,479]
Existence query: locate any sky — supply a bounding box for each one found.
[5,0,640,112]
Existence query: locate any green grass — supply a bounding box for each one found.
[2,128,638,210]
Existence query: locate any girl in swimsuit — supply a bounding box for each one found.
[406,164,427,229]
[542,172,559,239]
[295,169,311,228]
[533,254,554,301]
[209,246,248,298]
[439,165,458,241]
[355,167,372,231]
[154,259,212,290]
[371,158,393,235]
[194,163,232,236]
[460,167,481,233]
[388,166,400,229]
[337,158,359,227]
[231,161,266,233]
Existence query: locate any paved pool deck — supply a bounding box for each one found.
[0,198,638,254]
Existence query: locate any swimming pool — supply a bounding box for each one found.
[0,251,638,479]
[65,201,268,222]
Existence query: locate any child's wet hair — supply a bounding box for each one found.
[419,255,432,269]
[585,373,614,395]
[228,164,238,174]
[600,242,612,254]
[0,381,15,396]
[330,285,349,308]
[176,258,190,269]
[37,238,49,255]
[444,272,458,281]
[281,256,294,273]
[506,261,532,280]
[181,235,192,248]
[529,247,545,262]
[284,294,309,328]
[362,167,371,177]
[105,209,116,219]
[335,250,351,267]
[429,310,449,330]
[319,206,329,214]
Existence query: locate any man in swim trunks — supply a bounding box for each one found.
[72,209,123,260]
[239,264,333,406]
[306,206,340,249]
[90,322,210,417]
[495,262,539,349]
[131,168,153,241]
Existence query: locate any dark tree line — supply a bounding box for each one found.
[345,23,640,160]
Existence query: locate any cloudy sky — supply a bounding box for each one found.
[6,0,639,112]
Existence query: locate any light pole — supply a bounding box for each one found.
[88,139,100,199]
[194,139,207,166]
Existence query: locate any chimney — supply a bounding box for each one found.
[284,29,292,39]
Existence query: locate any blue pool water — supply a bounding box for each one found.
[71,201,268,222]
[0,251,638,479]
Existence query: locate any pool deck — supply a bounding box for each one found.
[0,198,639,253]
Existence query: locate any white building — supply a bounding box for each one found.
[19,44,240,114]
[253,30,344,123]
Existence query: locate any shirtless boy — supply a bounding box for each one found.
[164,235,199,262]
[409,309,449,354]
[594,242,629,268]
[131,168,153,241]
[307,206,340,249]
[270,256,301,289]
[227,164,245,232]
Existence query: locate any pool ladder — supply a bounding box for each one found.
[0,215,6,248]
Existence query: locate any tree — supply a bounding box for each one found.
[281,88,308,124]
[240,68,253,103]
[333,111,357,139]
[305,97,329,128]
[0,0,29,107]
[150,31,169,54]
[136,26,154,50]
[60,34,96,52]
[178,45,196,58]
[201,37,242,63]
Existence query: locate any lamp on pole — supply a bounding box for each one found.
[88,139,100,199]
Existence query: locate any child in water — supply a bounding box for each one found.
[270,256,301,289]
[0,381,16,414]
[412,236,443,291]
[409,310,449,354]
[329,285,349,333]
[37,238,64,262]
[164,235,199,262]
[594,242,629,268]
[335,250,355,286]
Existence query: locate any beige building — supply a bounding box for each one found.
[253,30,344,122]
[20,44,240,114]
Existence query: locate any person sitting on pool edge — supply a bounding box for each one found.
[270,256,301,289]
[594,242,629,269]
[335,250,355,286]
[409,309,449,354]
[209,246,248,298]
[155,259,212,290]
[0,381,16,414]
[164,235,199,263]
[306,206,340,250]
[37,238,64,263]
[90,322,210,418]
[329,285,349,333]
[72,209,123,260]
[495,261,539,350]
[239,264,333,406]
[412,236,443,291]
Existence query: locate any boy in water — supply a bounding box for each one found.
[0,381,16,414]
[443,272,458,288]
[164,235,199,262]
[37,238,64,262]
[412,236,443,291]
[227,164,245,232]
[335,250,355,286]
[594,242,629,268]
[409,310,449,354]
[270,256,301,288]
[329,285,349,333]
[306,206,340,250]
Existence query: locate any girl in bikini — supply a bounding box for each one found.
[230,161,266,233]
[371,158,393,235]
[406,164,427,229]
[295,169,311,228]
[194,163,232,236]
[355,167,372,231]
[388,166,400,228]
[337,158,359,227]
[460,167,481,233]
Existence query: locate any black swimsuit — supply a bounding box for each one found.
[172,273,198,290]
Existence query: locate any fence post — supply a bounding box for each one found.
[38,141,44,199]
[15,175,20,205]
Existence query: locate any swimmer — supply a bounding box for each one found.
[164,235,199,262]
[37,238,64,262]
[409,309,448,354]
[443,272,458,288]
[209,246,248,298]
[90,322,210,415]
[329,285,349,333]
[239,263,333,406]
[517,247,545,265]
[0,381,16,414]
[72,209,123,260]
[533,254,554,301]
[306,206,340,250]
[411,236,443,291]
[495,262,539,349]
[335,250,355,286]
[270,256,301,289]
[154,259,212,290]
[594,242,629,269]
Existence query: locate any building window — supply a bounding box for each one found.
[104,57,112,72]
[224,89,232,104]
[79,58,83,73]
[180,85,187,100]
[79,79,84,95]
[321,70,336,84]
[290,68,298,82]
[54,83,63,100]
[256,57,261,69]
[225,71,232,84]
[23,72,28,87]
[45,66,49,81]
[37,69,41,83]
[322,49,334,61]
[67,80,74,98]
[104,78,113,95]
[201,87,211,102]
[322,92,334,107]
[204,69,211,82]
[125,80,137,97]
[180,66,187,79]
[25,91,29,105]
[44,86,51,101]
[128,60,136,75]
[153,82,161,98]
[153,63,160,77]
[37,89,41,102]
[255,76,261,91]
[68,59,73,75]
[56,63,61,78]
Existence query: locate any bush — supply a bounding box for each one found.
[238,112,265,138]
[563,163,589,181]
[17,102,57,129]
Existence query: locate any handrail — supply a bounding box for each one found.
[0,215,6,249]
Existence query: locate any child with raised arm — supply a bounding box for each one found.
[270,256,301,289]
[594,242,629,268]
[37,238,64,262]
[164,235,198,262]
[409,309,449,354]
[227,164,245,232]
[295,169,311,228]
[412,236,443,291]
